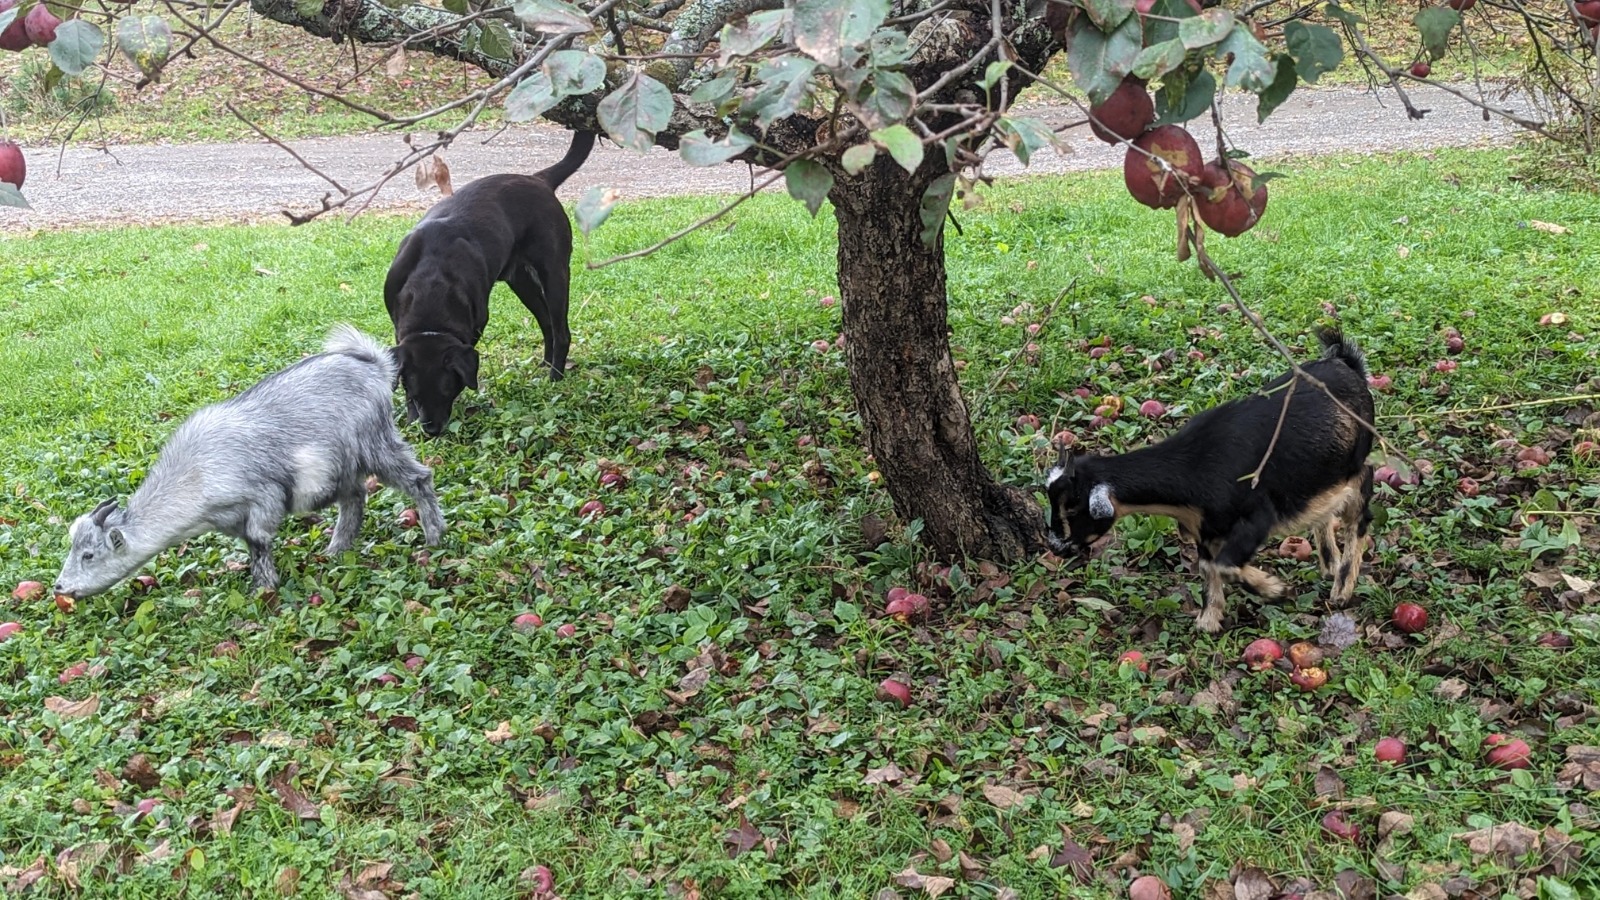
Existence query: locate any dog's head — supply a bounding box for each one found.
[1044,448,1116,558]
[394,334,478,436]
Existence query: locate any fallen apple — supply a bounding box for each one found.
[555,623,577,638]
[578,500,605,519]
[810,339,831,353]
[1278,536,1312,562]
[1536,631,1573,649]
[1484,733,1532,770]
[1457,477,1479,498]
[0,622,21,641]
[54,593,76,613]
[134,798,160,818]
[11,580,44,602]
[374,673,400,686]
[403,655,424,671]
[1539,312,1568,327]
[1089,347,1109,360]
[1138,399,1166,418]
[1117,650,1149,673]
[397,508,420,528]
[1015,414,1040,431]
[1367,374,1393,391]
[885,593,930,623]
[1392,602,1428,634]
[132,575,157,593]
[1286,641,1323,669]
[1373,465,1404,489]
[514,612,544,631]
[524,865,555,895]
[600,471,626,489]
[1052,430,1076,448]
[58,662,89,684]
[1128,874,1172,900]
[1320,809,1360,842]
[1434,359,1458,373]
[1516,446,1551,466]
[1575,441,1598,462]
[1243,638,1283,671]
[876,678,912,708]
[1410,61,1431,78]
[1289,666,1328,692]
[819,295,836,307]
[214,641,240,658]
[1374,736,1406,764]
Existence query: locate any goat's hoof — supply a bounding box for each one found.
[1195,610,1224,634]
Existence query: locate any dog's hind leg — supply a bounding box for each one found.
[509,263,569,380]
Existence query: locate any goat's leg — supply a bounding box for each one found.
[1332,482,1372,605]
[1195,515,1279,632]
[1314,517,1341,578]
[243,511,283,592]
[375,442,445,547]
[326,487,367,555]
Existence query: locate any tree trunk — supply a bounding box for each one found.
[832,155,1045,562]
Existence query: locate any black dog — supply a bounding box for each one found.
[384,130,597,435]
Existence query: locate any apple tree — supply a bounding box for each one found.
[1,0,1593,561]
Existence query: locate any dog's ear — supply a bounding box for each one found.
[388,344,408,386]
[451,346,480,391]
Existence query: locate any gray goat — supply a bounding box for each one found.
[54,325,445,599]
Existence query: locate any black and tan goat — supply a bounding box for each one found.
[1045,330,1376,633]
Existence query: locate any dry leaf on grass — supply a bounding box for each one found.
[863,762,903,785]
[44,695,100,719]
[981,782,1029,809]
[1457,821,1540,860]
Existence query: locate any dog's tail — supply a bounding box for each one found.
[534,130,598,191]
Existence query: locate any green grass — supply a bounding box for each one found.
[1,149,1599,898]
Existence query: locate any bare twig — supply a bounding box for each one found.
[978,278,1075,414]
[225,102,348,194]
[1377,392,1598,421]
[1246,376,1295,488]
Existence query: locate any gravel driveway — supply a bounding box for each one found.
[1,83,1524,234]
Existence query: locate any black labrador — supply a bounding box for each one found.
[385,130,597,435]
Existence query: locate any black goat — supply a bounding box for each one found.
[1045,330,1376,633]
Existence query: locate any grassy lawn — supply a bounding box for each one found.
[0,1,1536,146]
[1,149,1598,897]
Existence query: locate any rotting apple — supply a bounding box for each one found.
[876,678,912,708]
[1243,638,1283,671]
[1392,602,1428,634]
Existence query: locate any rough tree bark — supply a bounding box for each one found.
[832,154,1045,561]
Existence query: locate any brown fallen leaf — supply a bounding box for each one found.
[54,842,111,890]
[484,721,514,744]
[384,47,407,77]
[724,813,762,858]
[1233,866,1274,900]
[662,584,692,611]
[1049,832,1094,884]
[863,762,903,785]
[277,866,301,897]
[1313,765,1345,800]
[44,695,100,719]
[413,155,453,198]
[982,782,1030,810]
[1528,220,1569,234]
[269,765,322,821]
[0,856,47,892]
[1457,821,1540,860]
[136,839,173,867]
[123,753,161,790]
[957,851,984,881]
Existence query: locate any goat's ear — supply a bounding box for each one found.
[1088,483,1115,520]
[107,527,127,553]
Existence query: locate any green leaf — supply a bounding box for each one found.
[0,183,30,209]
[1283,21,1342,84]
[504,71,556,122]
[868,28,911,66]
[1218,28,1274,92]
[871,123,923,174]
[1413,6,1459,61]
[1155,69,1215,124]
[841,143,877,175]
[1132,38,1186,80]
[689,73,736,105]
[597,72,673,152]
[919,173,956,246]
[512,0,591,34]
[784,159,833,217]
[478,21,515,62]
[794,0,886,67]
[297,0,327,16]
[1178,9,1234,50]
[115,15,172,80]
[1068,14,1141,105]
[49,20,103,77]
[678,129,755,167]
[841,0,889,47]
[440,0,467,12]
[979,60,1012,92]
[744,56,818,129]
[718,9,789,64]
[0,7,15,31]
[860,70,913,128]
[1255,53,1297,123]
[545,49,604,97]
[574,185,618,235]
[1081,0,1134,31]
[996,116,1058,166]
[1141,0,1198,47]
[832,600,860,623]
